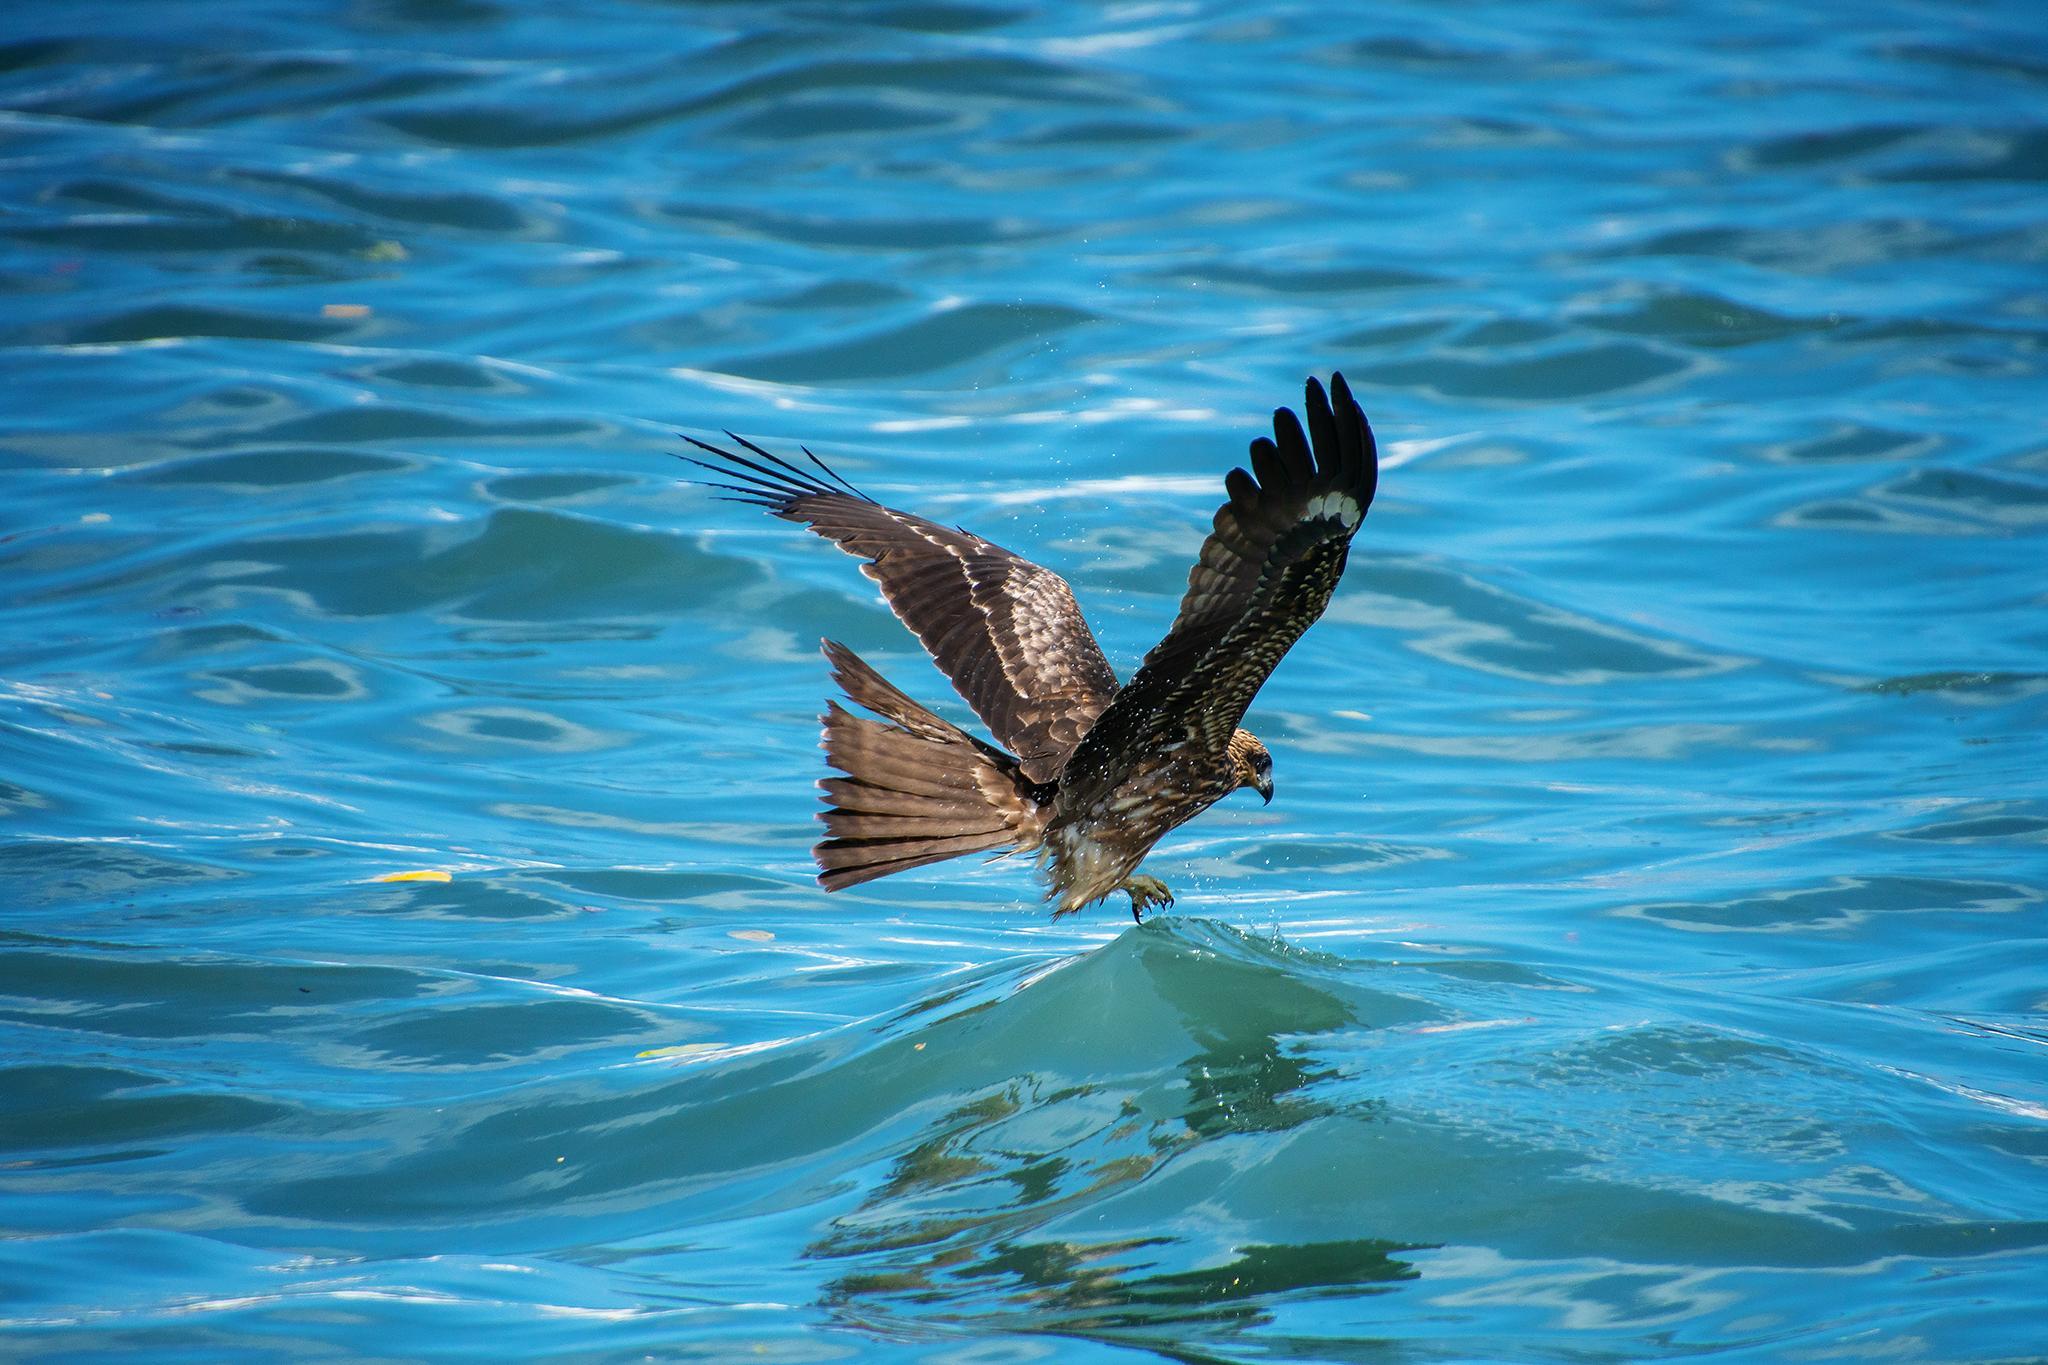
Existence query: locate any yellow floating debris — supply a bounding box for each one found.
[322,303,372,319]
[375,869,452,883]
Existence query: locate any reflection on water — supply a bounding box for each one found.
[805,922,1425,1341]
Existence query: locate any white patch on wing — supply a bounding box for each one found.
[1305,491,1362,528]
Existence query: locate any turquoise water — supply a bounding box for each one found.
[4,0,2046,1358]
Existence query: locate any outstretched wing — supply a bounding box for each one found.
[685,435,1120,784]
[1062,373,1378,793]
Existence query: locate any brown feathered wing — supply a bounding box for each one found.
[1061,373,1379,806]
[683,434,1119,784]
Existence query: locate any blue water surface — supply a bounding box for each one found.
[4,1,2046,1359]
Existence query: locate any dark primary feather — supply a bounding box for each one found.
[683,434,1121,784]
[1062,373,1378,799]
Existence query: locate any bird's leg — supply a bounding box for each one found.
[1121,873,1175,922]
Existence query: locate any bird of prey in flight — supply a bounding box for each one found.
[687,373,1379,921]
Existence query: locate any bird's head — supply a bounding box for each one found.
[1227,729,1274,804]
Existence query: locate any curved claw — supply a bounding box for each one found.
[1122,874,1175,922]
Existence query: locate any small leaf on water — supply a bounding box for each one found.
[375,869,452,883]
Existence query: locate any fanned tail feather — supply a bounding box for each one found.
[814,640,1045,891]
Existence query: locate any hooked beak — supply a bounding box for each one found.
[1257,778,1274,805]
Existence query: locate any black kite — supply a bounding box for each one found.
[687,373,1379,920]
